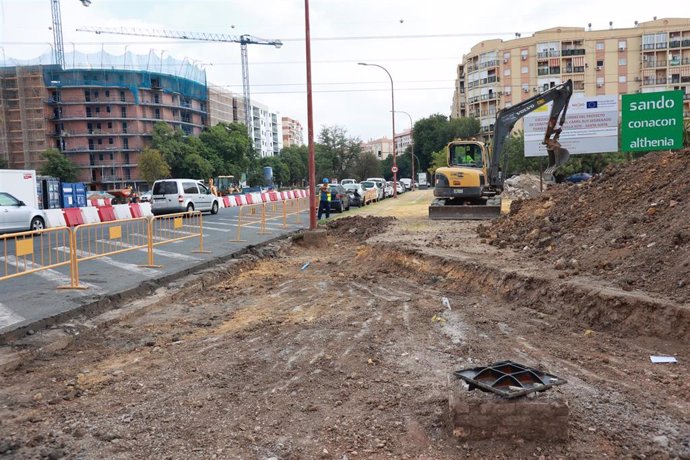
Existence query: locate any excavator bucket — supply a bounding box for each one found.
[545,144,570,176]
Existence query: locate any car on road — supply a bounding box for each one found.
[340,179,357,186]
[395,182,405,194]
[139,191,152,203]
[0,192,46,233]
[151,179,221,215]
[399,178,412,190]
[328,184,351,213]
[384,181,394,198]
[565,172,593,184]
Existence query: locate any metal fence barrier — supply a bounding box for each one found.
[231,203,267,242]
[69,217,150,288]
[150,210,208,265]
[0,227,72,282]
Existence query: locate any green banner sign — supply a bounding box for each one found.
[621,90,684,152]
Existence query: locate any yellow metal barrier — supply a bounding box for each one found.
[230,203,265,242]
[68,217,150,288]
[150,211,208,265]
[0,227,72,282]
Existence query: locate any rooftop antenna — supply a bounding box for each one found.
[515,32,521,38]
[588,23,592,31]
[634,20,639,27]
[609,21,613,29]
[653,16,657,20]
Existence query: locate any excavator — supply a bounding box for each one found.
[429,79,573,220]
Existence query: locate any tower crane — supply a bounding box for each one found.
[49,0,91,68]
[75,26,283,132]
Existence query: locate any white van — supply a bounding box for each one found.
[151,179,220,215]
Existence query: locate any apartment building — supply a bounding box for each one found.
[451,18,690,139]
[361,137,393,160]
[0,52,208,190]
[251,101,282,158]
[281,116,304,148]
[394,129,412,155]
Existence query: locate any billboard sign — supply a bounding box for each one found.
[523,95,619,157]
[621,90,684,152]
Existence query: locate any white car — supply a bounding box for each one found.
[395,182,404,194]
[151,179,221,215]
[0,192,46,233]
[360,181,383,201]
[384,181,394,198]
[340,179,357,185]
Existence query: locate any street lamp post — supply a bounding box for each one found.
[358,62,397,198]
[393,110,414,190]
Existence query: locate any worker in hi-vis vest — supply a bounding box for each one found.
[317,178,332,220]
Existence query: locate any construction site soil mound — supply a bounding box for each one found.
[502,173,545,200]
[325,215,397,240]
[481,149,690,303]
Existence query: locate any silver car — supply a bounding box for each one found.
[151,179,220,215]
[0,192,46,233]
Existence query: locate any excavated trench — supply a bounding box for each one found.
[363,243,690,341]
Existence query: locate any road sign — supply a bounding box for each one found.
[391,166,398,173]
[621,90,684,152]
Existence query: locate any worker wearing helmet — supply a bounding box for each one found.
[317,178,332,220]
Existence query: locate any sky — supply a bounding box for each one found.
[0,0,688,142]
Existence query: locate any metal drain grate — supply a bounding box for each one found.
[454,360,566,399]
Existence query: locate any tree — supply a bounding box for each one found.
[351,152,381,181]
[181,153,213,181]
[138,147,171,184]
[200,122,254,176]
[279,145,308,185]
[39,148,80,182]
[0,157,8,169]
[317,125,361,179]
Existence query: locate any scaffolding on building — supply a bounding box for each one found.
[0,66,48,169]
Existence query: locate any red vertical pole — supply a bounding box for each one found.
[305,0,317,230]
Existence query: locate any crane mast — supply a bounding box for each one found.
[76,26,283,133]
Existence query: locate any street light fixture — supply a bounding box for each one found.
[392,110,414,190]
[358,62,397,198]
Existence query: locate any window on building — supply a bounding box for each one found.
[504,68,511,76]
[105,90,110,97]
[619,75,627,83]
[121,107,127,118]
[619,58,627,66]
[596,60,604,68]
[108,138,114,145]
[88,139,94,150]
[95,107,100,114]
[87,123,93,133]
[503,51,510,62]
[596,77,605,87]
[522,83,529,93]
[106,105,111,113]
[109,152,113,160]
[119,91,125,102]
[96,122,101,130]
[97,139,103,145]
[94,90,99,99]
[618,40,627,50]
[86,108,92,118]
[122,122,128,133]
[99,152,103,161]
[84,90,91,102]
[596,42,605,50]
[521,66,529,74]
[520,49,528,60]
[123,138,129,149]
[155,108,161,119]
[107,122,112,129]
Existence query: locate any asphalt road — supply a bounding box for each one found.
[0,204,310,336]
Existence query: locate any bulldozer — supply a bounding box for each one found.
[429,79,573,220]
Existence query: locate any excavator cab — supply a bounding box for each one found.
[449,143,484,168]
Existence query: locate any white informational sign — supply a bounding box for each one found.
[523,95,619,157]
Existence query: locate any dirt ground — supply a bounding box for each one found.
[1,185,689,459]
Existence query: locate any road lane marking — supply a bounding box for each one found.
[54,246,159,275]
[95,239,200,261]
[0,302,24,329]
[0,255,102,291]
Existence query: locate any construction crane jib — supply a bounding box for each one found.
[75,26,283,131]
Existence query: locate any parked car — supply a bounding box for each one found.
[0,192,46,233]
[361,181,383,201]
[343,183,372,207]
[565,172,593,184]
[328,184,350,213]
[340,179,357,186]
[139,191,152,203]
[399,178,412,190]
[395,182,405,194]
[151,179,220,215]
[384,181,394,198]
